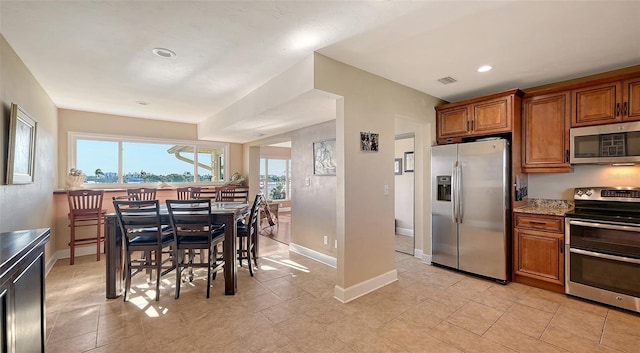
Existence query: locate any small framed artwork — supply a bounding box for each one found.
[7,103,38,184]
[313,139,336,175]
[404,151,414,173]
[360,132,379,152]
[394,158,402,175]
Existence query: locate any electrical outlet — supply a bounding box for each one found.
[384,184,389,195]
[323,235,328,245]
[305,177,310,186]
[334,239,337,248]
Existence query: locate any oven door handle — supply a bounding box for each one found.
[569,220,640,233]
[570,248,640,265]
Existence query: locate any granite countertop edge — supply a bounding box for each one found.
[514,198,574,216]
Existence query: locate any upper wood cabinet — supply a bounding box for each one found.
[522,91,571,173]
[436,89,522,143]
[571,75,640,127]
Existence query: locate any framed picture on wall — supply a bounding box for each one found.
[7,103,37,184]
[313,139,336,175]
[360,132,379,152]
[404,151,414,172]
[394,158,402,175]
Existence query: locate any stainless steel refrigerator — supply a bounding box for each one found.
[431,139,510,283]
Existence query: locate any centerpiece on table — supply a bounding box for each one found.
[65,168,86,190]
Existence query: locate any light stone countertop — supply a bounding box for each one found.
[513,198,574,216]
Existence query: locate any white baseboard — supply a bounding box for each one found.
[45,253,58,277]
[55,244,104,261]
[289,242,337,268]
[334,269,398,303]
[414,248,423,259]
[395,228,414,237]
[422,254,432,264]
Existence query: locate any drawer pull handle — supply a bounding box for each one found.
[529,221,547,226]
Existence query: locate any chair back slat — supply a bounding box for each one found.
[127,187,157,201]
[219,188,249,203]
[176,187,202,200]
[67,190,104,215]
[166,199,213,239]
[113,200,163,239]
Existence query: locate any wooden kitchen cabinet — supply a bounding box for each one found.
[522,91,571,173]
[571,75,640,127]
[0,229,50,353]
[436,89,522,144]
[513,213,565,293]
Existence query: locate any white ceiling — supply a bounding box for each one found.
[2,1,640,143]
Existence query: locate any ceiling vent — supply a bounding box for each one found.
[437,76,457,85]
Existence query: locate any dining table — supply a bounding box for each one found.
[104,201,250,299]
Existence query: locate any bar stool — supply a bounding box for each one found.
[67,189,107,265]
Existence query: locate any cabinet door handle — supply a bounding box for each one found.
[466,121,470,132]
[471,120,475,131]
[616,103,621,117]
[565,150,569,163]
[623,102,629,116]
[559,241,564,253]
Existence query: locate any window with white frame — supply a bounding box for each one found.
[259,157,291,200]
[69,133,227,185]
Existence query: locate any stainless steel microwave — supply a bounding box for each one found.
[570,121,640,164]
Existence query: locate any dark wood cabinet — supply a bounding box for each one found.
[513,214,565,293]
[436,89,521,144]
[571,75,640,127]
[0,228,50,353]
[522,91,571,173]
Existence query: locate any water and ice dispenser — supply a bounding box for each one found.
[436,175,451,201]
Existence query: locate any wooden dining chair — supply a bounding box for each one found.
[219,187,249,203]
[176,186,202,200]
[113,199,175,301]
[166,199,225,298]
[67,189,107,265]
[236,194,262,276]
[127,187,157,201]
[196,188,219,201]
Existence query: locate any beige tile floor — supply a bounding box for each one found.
[46,238,640,353]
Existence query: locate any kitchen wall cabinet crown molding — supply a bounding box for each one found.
[513,213,565,293]
[435,89,523,144]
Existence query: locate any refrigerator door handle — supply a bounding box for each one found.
[451,162,458,223]
[457,164,463,223]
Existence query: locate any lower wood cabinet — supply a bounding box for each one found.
[513,213,565,293]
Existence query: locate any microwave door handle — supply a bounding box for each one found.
[569,220,640,233]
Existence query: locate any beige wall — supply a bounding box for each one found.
[529,165,640,200]
[290,121,337,256]
[313,53,442,291]
[0,35,58,264]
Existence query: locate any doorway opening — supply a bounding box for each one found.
[394,134,415,255]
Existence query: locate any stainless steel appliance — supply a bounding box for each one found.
[431,139,510,283]
[565,187,640,313]
[570,121,640,164]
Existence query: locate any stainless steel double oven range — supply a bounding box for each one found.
[565,187,640,313]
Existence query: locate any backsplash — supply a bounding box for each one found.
[527,198,574,209]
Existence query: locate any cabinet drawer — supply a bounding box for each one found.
[514,214,564,233]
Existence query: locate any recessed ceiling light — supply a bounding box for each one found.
[152,47,177,59]
[477,65,492,73]
[136,101,149,105]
